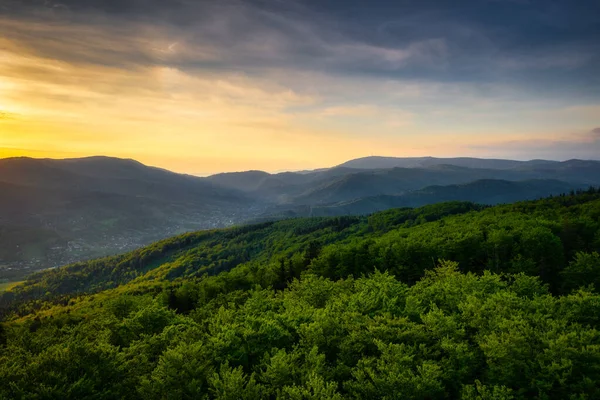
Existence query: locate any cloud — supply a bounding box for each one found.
[315,105,414,130]
[0,0,598,128]
[1,0,599,171]
[467,128,600,160]
[319,105,378,117]
[0,4,524,126]
[4,0,597,85]
[0,3,454,80]
[563,106,600,119]
[0,111,18,120]
[497,50,594,70]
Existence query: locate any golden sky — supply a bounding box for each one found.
[1,2,599,175]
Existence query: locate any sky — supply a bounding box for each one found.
[0,0,599,174]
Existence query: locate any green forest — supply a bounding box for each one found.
[1,189,600,399]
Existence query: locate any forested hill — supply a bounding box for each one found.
[2,156,599,280]
[0,156,257,280]
[1,190,600,399]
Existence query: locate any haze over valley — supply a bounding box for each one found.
[1,155,598,279]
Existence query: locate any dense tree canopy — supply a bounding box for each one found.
[1,190,600,399]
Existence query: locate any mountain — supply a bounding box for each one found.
[336,156,560,170]
[1,192,600,398]
[398,178,584,206]
[289,165,527,205]
[259,179,587,218]
[3,155,600,279]
[206,167,363,202]
[512,159,600,183]
[0,156,247,203]
[208,159,600,206]
[0,157,257,279]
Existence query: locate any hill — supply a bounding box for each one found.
[289,165,559,205]
[280,179,586,218]
[0,156,249,204]
[4,155,600,280]
[339,156,540,169]
[206,167,363,202]
[208,159,600,206]
[1,191,600,398]
[336,156,555,170]
[0,157,257,279]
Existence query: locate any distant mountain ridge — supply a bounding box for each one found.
[335,156,563,170]
[207,159,600,206]
[256,179,588,219]
[0,157,257,279]
[2,155,600,279]
[0,156,247,203]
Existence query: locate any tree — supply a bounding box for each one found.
[561,252,600,293]
[0,322,6,347]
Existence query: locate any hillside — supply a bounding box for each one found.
[254,179,585,219]
[3,155,600,280]
[1,191,600,398]
[336,156,559,170]
[0,157,257,279]
[206,167,363,202]
[209,160,600,206]
[0,156,249,205]
[289,166,555,205]
[304,179,586,217]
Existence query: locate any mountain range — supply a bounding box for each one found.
[336,156,560,170]
[1,155,599,279]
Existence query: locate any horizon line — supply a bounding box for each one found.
[2,154,600,177]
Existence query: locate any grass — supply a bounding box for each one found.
[0,281,23,292]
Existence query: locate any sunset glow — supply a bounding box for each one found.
[1,1,599,174]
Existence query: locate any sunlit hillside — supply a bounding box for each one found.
[1,191,600,398]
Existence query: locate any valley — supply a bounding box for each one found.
[1,155,599,280]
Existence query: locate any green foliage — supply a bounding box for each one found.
[4,265,600,399]
[561,251,600,293]
[1,193,600,398]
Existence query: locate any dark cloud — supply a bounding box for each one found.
[2,0,599,98]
